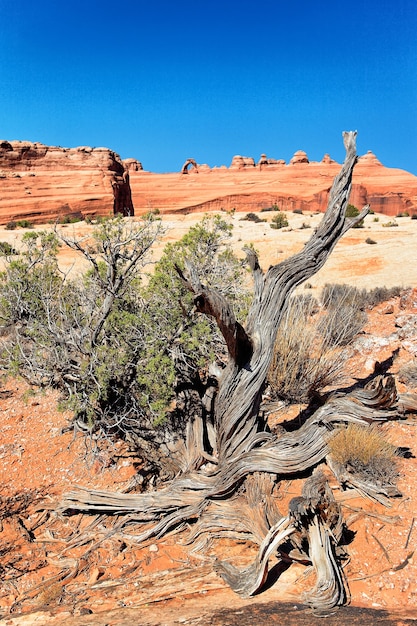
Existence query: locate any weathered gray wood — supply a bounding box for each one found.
[58,132,406,611]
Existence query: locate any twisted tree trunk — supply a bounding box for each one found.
[59,132,409,612]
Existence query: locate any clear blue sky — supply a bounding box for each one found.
[1,0,416,173]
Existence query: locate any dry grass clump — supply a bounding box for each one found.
[268,296,347,404]
[318,302,367,348]
[321,283,404,311]
[328,424,399,484]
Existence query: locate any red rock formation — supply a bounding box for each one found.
[230,155,256,169]
[290,150,309,164]
[0,140,134,224]
[0,141,416,222]
[123,158,143,172]
[128,153,417,217]
[258,154,286,168]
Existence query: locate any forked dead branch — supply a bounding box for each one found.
[59,132,413,613]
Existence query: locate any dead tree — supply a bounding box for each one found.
[59,132,410,612]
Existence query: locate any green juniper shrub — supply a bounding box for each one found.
[138,214,250,423]
[16,220,34,229]
[0,214,250,459]
[270,212,289,229]
[0,242,18,256]
[345,204,364,228]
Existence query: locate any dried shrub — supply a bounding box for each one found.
[318,303,367,348]
[268,296,347,404]
[328,424,399,484]
[318,284,367,347]
[321,283,360,309]
[362,285,404,308]
[321,283,404,312]
[365,237,377,244]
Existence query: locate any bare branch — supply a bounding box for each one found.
[175,263,253,367]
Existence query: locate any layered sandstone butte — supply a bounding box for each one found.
[129,150,417,217]
[1,140,416,224]
[0,140,133,224]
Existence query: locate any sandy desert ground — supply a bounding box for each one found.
[0,209,416,292]
[1,209,417,625]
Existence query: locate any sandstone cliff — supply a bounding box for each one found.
[129,150,417,217]
[1,140,416,224]
[0,140,134,224]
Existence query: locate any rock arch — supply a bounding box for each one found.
[181,158,199,174]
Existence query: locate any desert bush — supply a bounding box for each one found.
[16,220,34,229]
[320,283,404,312]
[396,212,409,218]
[0,214,249,440]
[328,423,399,484]
[138,214,250,420]
[0,242,18,256]
[321,283,361,309]
[268,296,347,404]
[318,304,367,348]
[260,204,280,212]
[345,204,364,228]
[411,213,417,220]
[5,221,16,230]
[398,361,417,388]
[0,231,61,325]
[365,237,377,244]
[289,293,319,316]
[0,217,161,428]
[361,285,404,308]
[240,213,266,223]
[293,208,303,215]
[382,220,399,228]
[59,214,84,224]
[270,212,289,229]
[318,284,367,348]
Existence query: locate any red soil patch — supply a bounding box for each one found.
[1,231,417,625]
